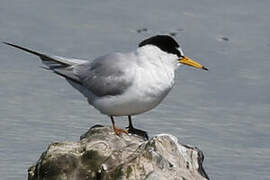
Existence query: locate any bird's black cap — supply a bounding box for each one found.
[139,35,182,57]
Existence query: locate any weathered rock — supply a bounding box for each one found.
[28,125,209,180]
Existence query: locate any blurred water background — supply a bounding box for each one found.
[0,0,270,179]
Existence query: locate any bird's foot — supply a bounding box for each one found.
[127,126,149,140]
[113,126,128,136]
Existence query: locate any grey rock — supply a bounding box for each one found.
[28,125,209,180]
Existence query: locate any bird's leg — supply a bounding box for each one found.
[127,115,149,140]
[128,115,134,129]
[110,116,128,136]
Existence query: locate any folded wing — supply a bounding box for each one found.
[74,53,135,97]
[4,42,135,97]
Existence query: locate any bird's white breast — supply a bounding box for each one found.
[91,46,177,116]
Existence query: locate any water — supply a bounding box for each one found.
[1,0,270,179]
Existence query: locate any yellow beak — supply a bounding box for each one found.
[179,56,208,71]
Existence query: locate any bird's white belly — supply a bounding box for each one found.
[90,67,175,116]
[91,88,171,116]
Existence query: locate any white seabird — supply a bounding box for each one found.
[4,35,207,138]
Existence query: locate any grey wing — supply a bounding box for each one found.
[4,42,135,97]
[74,53,135,97]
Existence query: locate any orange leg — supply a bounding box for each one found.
[110,116,128,136]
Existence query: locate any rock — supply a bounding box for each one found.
[28,125,209,180]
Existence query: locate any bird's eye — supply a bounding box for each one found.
[179,55,184,59]
[177,48,184,58]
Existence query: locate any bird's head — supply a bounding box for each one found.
[139,35,208,71]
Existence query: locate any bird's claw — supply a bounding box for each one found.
[113,127,128,136]
[127,126,149,140]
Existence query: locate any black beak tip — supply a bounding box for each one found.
[202,66,208,71]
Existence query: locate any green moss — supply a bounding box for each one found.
[126,166,132,179]
[81,150,104,171]
[39,154,78,179]
[39,160,61,178]
[111,166,124,180]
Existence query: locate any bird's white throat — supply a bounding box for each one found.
[136,45,179,71]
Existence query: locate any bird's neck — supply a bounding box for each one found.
[136,46,179,71]
[134,46,176,96]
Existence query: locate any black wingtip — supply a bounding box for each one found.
[2,41,44,57]
[2,42,18,47]
[3,41,24,48]
[3,41,11,45]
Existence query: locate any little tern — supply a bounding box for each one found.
[3,35,207,138]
